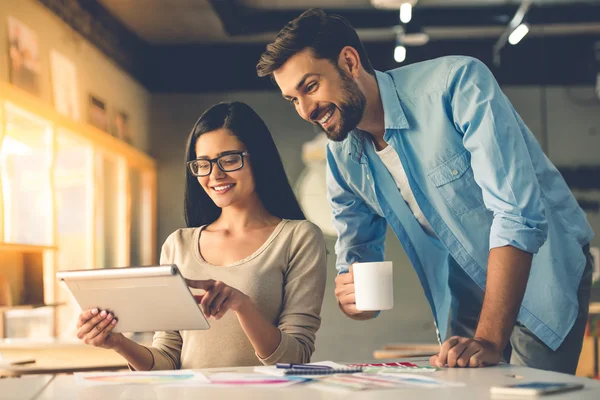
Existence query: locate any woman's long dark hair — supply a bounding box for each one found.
[184,102,305,228]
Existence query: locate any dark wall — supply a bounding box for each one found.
[39,0,600,92]
[149,35,600,92]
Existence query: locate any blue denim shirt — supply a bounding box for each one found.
[326,56,594,350]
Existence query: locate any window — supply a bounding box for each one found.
[0,83,156,338]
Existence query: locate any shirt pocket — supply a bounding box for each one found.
[427,150,485,216]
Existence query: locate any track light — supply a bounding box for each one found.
[394,43,406,63]
[492,0,532,65]
[400,3,412,24]
[508,23,529,45]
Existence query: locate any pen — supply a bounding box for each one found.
[276,363,333,370]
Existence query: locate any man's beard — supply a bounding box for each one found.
[318,69,366,142]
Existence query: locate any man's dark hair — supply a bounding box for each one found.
[256,8,374,78]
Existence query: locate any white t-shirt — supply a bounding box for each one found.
[374,142,437,237]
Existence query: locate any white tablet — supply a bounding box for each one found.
[57,265,210,333]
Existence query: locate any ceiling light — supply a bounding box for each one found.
[394,44,407,63]
[400,3,412,24]
[508,23,529,45]
[492,0,532,65]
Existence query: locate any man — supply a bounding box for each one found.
[256,9,594,374]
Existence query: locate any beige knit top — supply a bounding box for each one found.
[143,219,327,370]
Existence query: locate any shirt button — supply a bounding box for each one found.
[367,174,371,180]
[451,169,459,176]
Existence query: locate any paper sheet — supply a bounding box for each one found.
[207,373,310,387]
[74,370,210,386]
[313,372,465,392]
[372,373,465,387]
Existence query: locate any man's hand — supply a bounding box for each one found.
[334,266,377,320]
[430,336,501,368]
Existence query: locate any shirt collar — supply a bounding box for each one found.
[375,70,410,131]
[348,70,410,163]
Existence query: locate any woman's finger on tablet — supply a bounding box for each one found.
[200,288,218,316]
[77,310,108,339]
[185,278,215,290]
[85,313,114,342]
[213,298,231,320]
[77,308,99,329]
[203,281,226,315]
[210,291,227,316]
[193,294,205,304]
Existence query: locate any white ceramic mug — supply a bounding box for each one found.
[353,261,394,311]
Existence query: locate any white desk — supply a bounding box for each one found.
[0,374,53,400]
[34,360,600,400]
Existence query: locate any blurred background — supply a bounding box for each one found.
[0,0,599,376]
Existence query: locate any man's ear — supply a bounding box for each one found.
[337,46,361,79]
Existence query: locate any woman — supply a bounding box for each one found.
[75,102,327,370]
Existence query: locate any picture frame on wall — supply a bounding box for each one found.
[88,95,109,132]
[113,110,130,144]
[50,50,80,121]
[7,16,41,95]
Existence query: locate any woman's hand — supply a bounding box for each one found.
[76,308,124,350]
[185,279,250,320]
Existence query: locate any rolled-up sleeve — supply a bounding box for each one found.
[326,146,387,273]
[449,57,548,253]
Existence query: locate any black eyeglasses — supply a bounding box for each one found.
[187,151,248,177]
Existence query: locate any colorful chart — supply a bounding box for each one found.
[314,372,464,391]
[349,362,438,373]
[74,370,210,386]
[208,373,310,386]
[83,373,196,384]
